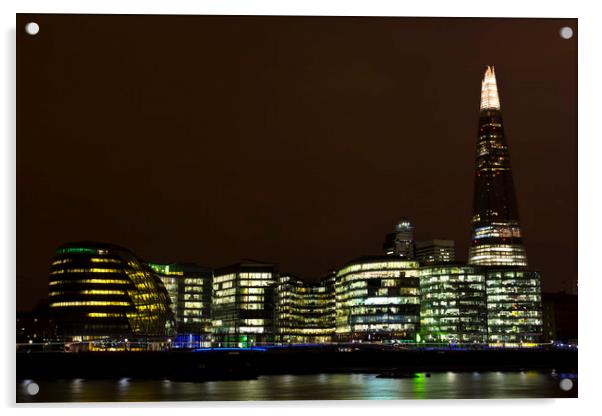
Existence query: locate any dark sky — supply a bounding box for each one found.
[17,14,577,311]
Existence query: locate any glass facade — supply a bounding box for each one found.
[419,264,487,343]
[148,263,179,319]
[211,262,277,347]
[335,257,420,342]
[276,273,335,343]
[469,66,527,267]
[485,267,543,345]
[148,262,213,343]
[48,243,174,342]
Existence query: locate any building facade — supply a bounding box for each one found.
[335,256,420,342]
[148,262,213,347]
[47,242,174,346]
[383,219,415,258]
[468,66,527,267]
[485,267,543,345]
[211,262,277,347]
[415,239,455,265]
[275,273,335,344]
[419,264,487,343]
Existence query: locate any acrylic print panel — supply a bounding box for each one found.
[16,14,577,402]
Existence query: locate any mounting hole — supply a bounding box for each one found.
[25,22,40,36]
[559,26,573,40]
[25,381,40,395]
[559,378,574,391]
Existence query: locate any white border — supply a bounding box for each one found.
[2,0,599,415]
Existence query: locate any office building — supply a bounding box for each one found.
[335,256,420,342]
[418,264,487,343]
[276,273,335,344]
[211,261,277,347]
[485,267,543,345]
[383,219,415,258]
[148,262,213,347]
[415,239,455,264]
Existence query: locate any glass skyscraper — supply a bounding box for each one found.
[467,67,543,345]
[468,66,527,267]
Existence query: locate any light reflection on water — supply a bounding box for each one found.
[17,372,577,402]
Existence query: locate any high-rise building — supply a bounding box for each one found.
[418,264,487,343]
[465,67,543,345]
[275,273,335,344]
[468,66,527,267]
[383,218,415,259]
[415,239,455,264]
[47,242,174,347]
[335,256,420,342]
[211,261,277,347]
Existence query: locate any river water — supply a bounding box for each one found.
[17,371,577,402]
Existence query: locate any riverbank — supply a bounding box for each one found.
[17,345,577,380]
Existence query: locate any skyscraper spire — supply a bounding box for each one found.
[469,66,527,266]
[480,66,501,111]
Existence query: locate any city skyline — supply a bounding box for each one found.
[17,15,577,311]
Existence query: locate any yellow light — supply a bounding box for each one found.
[50,301,130,307]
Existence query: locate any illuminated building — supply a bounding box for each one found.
[148,263,179,319]
[276,273,336,343]
[465,67,543,345]
[48,243,174,343]
[418,264,487,343]
[335,256,420,342]
[383,219,415,258]
[148,262,213,347]
[211,261,277,347]
[485,267,543,345]
[415,240,455,265]
[469,66,527,267]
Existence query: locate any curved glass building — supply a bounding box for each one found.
[335,256,420,342]
[419,264,487,343]
[48,242,174,343]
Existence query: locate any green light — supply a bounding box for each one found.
[58,247,96,255]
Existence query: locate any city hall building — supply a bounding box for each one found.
[47,242,174,348]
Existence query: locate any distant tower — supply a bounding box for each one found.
[383,218,415,259]
[468,66,527,266]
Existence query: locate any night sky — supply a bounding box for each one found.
[17,14,577,311]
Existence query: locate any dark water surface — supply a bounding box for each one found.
[17,372,577,402]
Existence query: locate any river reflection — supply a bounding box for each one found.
[17,371,577,402]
